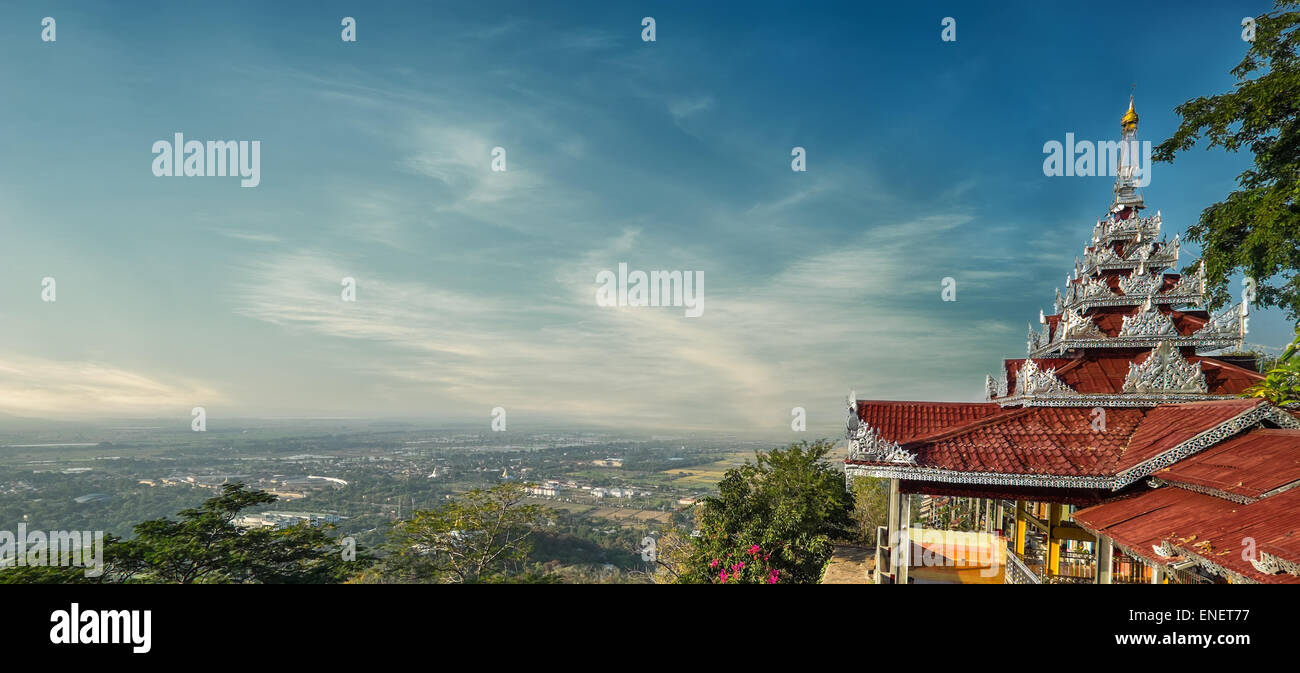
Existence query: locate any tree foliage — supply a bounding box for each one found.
[360,482,551,583]
[1,484,367,584]
[114,483,364,583]
[1153,1,1300,318]
[850,476,891,544]
[677,440,853,584]
[1245,324,1300,405]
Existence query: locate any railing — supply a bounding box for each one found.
[1004,550,1040,584]
[1056,548,1095,580]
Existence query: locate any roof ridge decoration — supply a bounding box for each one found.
[1118,296,1178,338]
[1192,302,1245,341]
[844,398,917,464]
[1059,307,1105,340]
[1123,341,1207,394]
[1015,358,1075,396]
[1254,552,1300,578]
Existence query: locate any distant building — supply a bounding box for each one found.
[235,511,345,529]
[592,458,623,468]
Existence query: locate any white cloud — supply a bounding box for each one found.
[0,356,222,417]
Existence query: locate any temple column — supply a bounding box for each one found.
[885,478,900,584]
[896,494,911,585]
[1014,501,1026,556]
[993,500,1004,535]
[1047,504,1063,576]
[1097,536,1113,584]
[1151,564,1164,584]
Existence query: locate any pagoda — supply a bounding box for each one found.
[845,98,1300,584]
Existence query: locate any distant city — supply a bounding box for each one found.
[0,419,806,578]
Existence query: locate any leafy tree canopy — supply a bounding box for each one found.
[1154,1,1300,318]
[359,482,551,584]
[680,440,853,584]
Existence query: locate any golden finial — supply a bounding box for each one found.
[1121,89,1139,130]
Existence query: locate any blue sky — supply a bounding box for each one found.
[0,1,1290,434]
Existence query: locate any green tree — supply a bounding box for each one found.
[850,476,891,545]
[1245,324,1300,405]
[681,440,853,584]
[360,482,551,583]
[115,483,365,584]
[1153,1,1300,318]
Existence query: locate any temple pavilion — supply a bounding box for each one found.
[844,98,1300,584]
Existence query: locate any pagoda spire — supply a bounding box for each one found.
[1112,91,1145,213]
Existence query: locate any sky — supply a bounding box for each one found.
[0,0,1292,435]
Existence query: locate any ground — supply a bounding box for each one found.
[821,544,874,584]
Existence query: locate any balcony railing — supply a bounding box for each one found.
[1005,538,1153,584]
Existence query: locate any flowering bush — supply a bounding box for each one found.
[679,441,853,584]
[709,543,781,584]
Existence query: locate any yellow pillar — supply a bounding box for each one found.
[1014,501,1026,556]
[1047,504,1062,576]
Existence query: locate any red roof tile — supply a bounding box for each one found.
[898,406,1147,477]
[1073,486,1300,583]
[1114,399,1264,473]
[854,400,1002,444]
[1156,428,1300,500]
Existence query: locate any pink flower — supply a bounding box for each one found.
[748,544,761,555]
[768,569,780,584]
[719,570,728,582]
[735,561,745,571]
[709,558,719,568]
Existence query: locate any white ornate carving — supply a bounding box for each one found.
[997,369,1008,398]
[1193,302,1244,341]
[1122,341,1207,394]
[1015,359,1074,396]
[1119,271,1161,296]
[1059,308,1105,340]
[847,423,916,464]
[845,398,915,464]
[1119,297,1178,337]
[985,374,997,401]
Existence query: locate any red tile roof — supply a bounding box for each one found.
[1155,429,1300,500]
[850,399,1291,486]
[1073,485,1300,584]
[897,406,1147,477]
[1113,399,1264,474]
[854,400,1002,444]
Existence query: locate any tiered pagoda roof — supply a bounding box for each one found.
[844,96,1300,583]
[845,97,1296,497]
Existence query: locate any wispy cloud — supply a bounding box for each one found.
[0,356,222,417]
